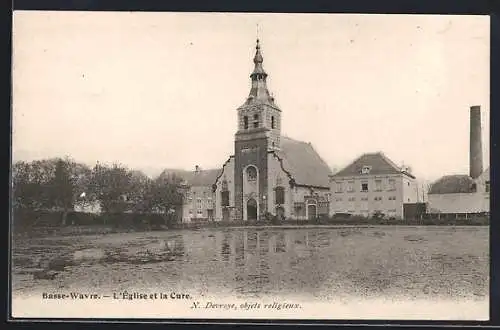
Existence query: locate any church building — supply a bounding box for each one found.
[177,39,333,222]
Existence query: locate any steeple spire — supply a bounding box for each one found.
[245,38,275,106]
[251,38,266,77]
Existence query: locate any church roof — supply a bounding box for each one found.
[332,152,412,178]
[428,175,476,194]
[276,136,332,188]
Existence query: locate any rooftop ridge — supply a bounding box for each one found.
[428,174,477,194]
[333,153,365,176]
[378,152,403,172]
[276,136,332,188]
[332,152,406,178]
[280,135,308,144]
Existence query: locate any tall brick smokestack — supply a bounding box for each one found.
[469,105,483,179]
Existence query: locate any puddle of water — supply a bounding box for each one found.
[11,226,489,301]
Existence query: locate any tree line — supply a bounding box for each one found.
[12,157,184,225]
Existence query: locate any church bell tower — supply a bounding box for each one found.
[233,39,282,221]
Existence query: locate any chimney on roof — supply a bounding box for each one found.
[469,105,483,179]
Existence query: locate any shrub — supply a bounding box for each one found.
[263,212,273,221]
[315,214,330,224]
[270,215,281,225]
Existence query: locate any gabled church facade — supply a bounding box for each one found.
[210,40,333,222]
[173,40,332,223]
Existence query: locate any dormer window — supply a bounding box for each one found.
[243,116,248,129]
[361,166,372,174]
[253,114,259,128]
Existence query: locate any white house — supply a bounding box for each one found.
[329,152,418,219]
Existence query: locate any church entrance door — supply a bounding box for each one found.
[247,198,258,221]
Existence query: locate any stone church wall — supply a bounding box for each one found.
[234,136,269,221]
[267,153,293,218]
[214,157,235,221]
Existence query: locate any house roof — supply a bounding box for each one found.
[166,168,222,187]
[428,175,476,194]
[275,136,332,188]
[332,152,409,178]
[429,167,489,195]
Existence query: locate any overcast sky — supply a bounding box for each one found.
[12,12,490,181]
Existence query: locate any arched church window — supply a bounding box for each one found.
[243,116,248,129]
[246,166,257,181]
[271,116,275,129]
[221,191,229,206]
[276,176,283,185]
[221,179,229,206]
[275,186,285,205]
[253,114,259,128]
